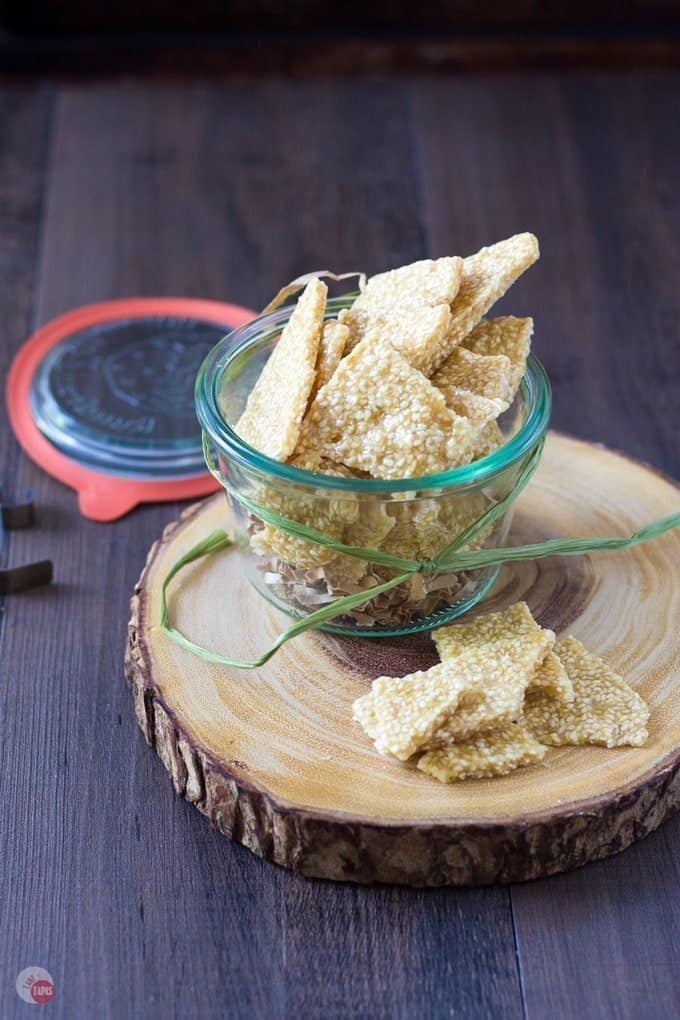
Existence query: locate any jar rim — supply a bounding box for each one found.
[195,296,552,493]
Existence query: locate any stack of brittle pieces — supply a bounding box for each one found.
[235,233,539,625]
[353,603,650,783]
[237,233,538,477]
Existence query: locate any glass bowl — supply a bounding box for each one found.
[195,296,551,637]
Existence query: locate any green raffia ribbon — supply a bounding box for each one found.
[159,435,680,669]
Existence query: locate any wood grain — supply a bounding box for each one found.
[0,81,522,1018]
[0,87,52,560]
[412,72,680,1015]
[412,74,680,479]
[0,84,56,1013]
[1,73,679,1017]
[126,433,680,885]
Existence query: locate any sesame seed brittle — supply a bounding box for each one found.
[251,454,358,568]
[353,604,553,760]
[352,603,650,783]
[235,240,543,631]
[525,636,650,748]
[353,658,497,761]
[298,337,482,480]
[469,421,505,461]
[432,346,512,402]
[378,492,491,568]
[432,233,539,374]
[527,649,574,702]
[356,256,464,310]
[431,342,512,428]
[431,603,555,741]
[237,240,539,482]
[432,602,549,660]
[417,720,547,782]
[339,304,452,376]
[343,502,395,550]
[435,389,508,424]
[311,319,350,397]
[340,256,463,374]
[236,278,327,461]
[462,316,534,401]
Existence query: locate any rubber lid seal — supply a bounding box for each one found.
[6,298,255,521]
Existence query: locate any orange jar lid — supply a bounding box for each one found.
[6,297,254,521]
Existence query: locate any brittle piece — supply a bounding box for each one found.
[366,492,491,614]
[323,502,397,592]
[379,500,442,564]
[322,551,369,592]
[299,337,479,480]
[436,388,508,424]
[436,491,493,552]
[311,319,350,397]
[432,603,555,740]
[356,256,464,311]
[431,234,539,374]
[251,455,358,568]
[344,502,395,549]
[365,498,469,612]
[339,304,452,375]
[432,346,512,401]
[236,279,327,459]
[469,421,505,461]
[288,450,356,477]
[525,636,649,748]
[339,256,462,373]
[462,317,533,400]
[433,601,545,659]
[527,650,574,702]
[251,519,343,568]
[376,508,446,607]
[353,658,492,761]
[380,491,490,565]
[417,721,547,782]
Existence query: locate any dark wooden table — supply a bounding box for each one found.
[1,71,679,1019]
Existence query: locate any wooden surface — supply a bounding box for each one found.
[0,73,678,1015]
[127,435,680,884]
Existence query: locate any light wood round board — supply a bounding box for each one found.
[126,432,680,886]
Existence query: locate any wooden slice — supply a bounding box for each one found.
[125,432,680,886]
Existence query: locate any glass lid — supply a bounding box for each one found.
[30,314,229,478]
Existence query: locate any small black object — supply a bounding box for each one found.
[0,560,53,595]
[0,491,35,530]
[0,489,53,593]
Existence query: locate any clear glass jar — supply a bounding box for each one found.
[195,297,551,637]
